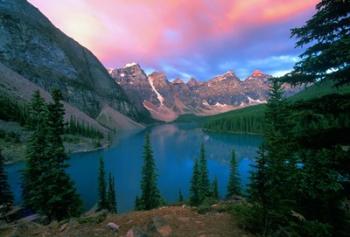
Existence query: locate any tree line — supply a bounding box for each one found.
[0,90,118,220]
[0,93,28,126]
[235,1,350,235]
[203,114,264,134]
[65,116,104,140]
[0,91,104,140]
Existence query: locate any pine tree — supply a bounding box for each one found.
[23,90,82,221]
[42,89,82,221]
[264,79,293,205]
[22,91,48,211]
[248,145,269,205]
[107,172,117,213]
[226,149,241,198]
[27,90,46,129]
[284,0,350,86]
[189,159,201,206]
[134,196,143,211]
[211,176,219,200]
[140,133,161,210]
[97,156,107,210]
[178,189,184,203]
[198,143,210,201]
[0,150,13,210]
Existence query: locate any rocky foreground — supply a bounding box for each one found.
[1,203,252,237]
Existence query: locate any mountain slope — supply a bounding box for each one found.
[0,0,145,121]
[0,62,108,134]
[111,64,299,121]
[201,81,350,134]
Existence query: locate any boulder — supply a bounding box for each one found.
[149,216,172,237]
[107,222,120,232]
[126,227,148,237]
[59,223,68,232]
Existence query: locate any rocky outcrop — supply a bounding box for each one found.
[0,0,144,121]
[111,64,301,121]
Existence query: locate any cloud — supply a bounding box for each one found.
[28,0,318,80]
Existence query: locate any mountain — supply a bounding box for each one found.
[0,0,147,126]
[111,64,300,121]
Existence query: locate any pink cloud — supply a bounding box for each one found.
[28,0,318,67]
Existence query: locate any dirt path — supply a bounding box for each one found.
[1,206,252,237]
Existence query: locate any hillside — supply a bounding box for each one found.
[0,0,149,123]
[200,81,350,134]
[0,203,252,237]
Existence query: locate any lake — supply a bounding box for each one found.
[5,123,262,213]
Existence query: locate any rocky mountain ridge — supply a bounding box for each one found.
[0,0,148,128]
[111,63,298,121]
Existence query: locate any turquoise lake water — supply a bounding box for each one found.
[5,123,262,213]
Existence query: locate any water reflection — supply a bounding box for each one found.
[6,123,262,213]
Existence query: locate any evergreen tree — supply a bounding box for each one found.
[189,159,201,206]
[43,89,82,220]
[198,143,210,201]
[23,90,81,221]
[211,176,219,200]
[264,78,295,207]
[22,91,48,211]
[226,149,241,198]
[97,156,107,210]
[0,150,13,210]
[244,81,296,235]
[134,196,143,211]
[107,172,117,213]
[248,145,269,206]
[140,133,161,210]
[27,90,46,129]
[284,0,350,86]
[178,189,184,203]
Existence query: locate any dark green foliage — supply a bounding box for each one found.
[0,149,13,209]
[283,0,350,86]
[22,90,49,211]
[139,134,161,210]
[97,156,107,210]
[248,145,268,205]
[107,172,117,213]
[178,189,184,203]
[44,89,82,221]
[202,81,350,135]
[203,105,265,134]
[65,116,104,139]
[245,79,300,235]
[0,93,28,125]
[22,90,82,221]
[242,54,350,236]
[226,149,241,198]
[189,159,201,206]
[211,176,219,200]
[190,144,215,206]
[134,196,143,211]
[0,130,20,143]
[198,143,210,199]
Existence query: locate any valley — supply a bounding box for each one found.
[0,0,349,237]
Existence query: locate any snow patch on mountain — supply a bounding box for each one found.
[148,76,165,106]
[124,62,138,68]
[247,96,266,104]
[215,102,228,107]
[202,100,210,106]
